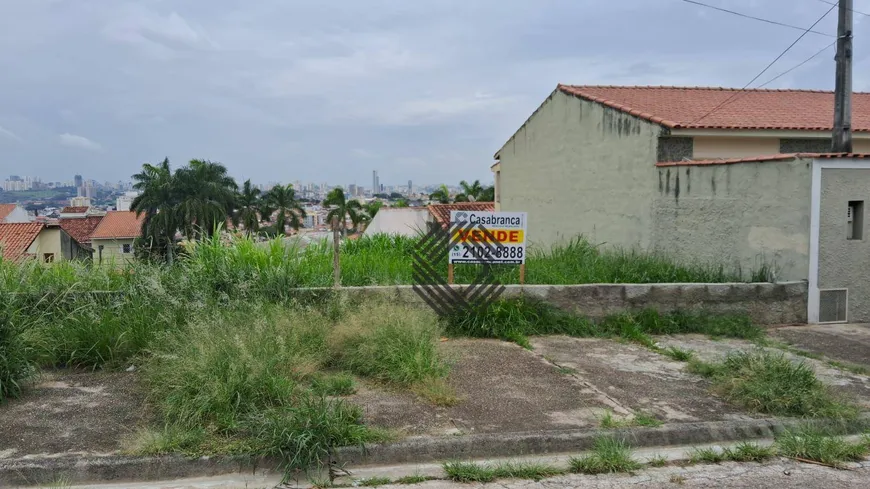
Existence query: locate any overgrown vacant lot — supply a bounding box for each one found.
[0,233,830,477]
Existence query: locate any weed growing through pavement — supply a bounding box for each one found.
[442,461,563,483]
[776,426,870,467]
[686,350,857,418]
[600,410,663,428]
[648,454,668,467]
[569,436,642,474]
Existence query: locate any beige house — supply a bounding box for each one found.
[494,85,870,323]
[90,211,144,265]
[0,222,87,262]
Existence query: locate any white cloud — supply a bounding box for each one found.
[103,6,215,58]
[59,133,102,151]
[0,125,22,142]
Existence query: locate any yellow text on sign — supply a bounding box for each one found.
[453,229,525,244]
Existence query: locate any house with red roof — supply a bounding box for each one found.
[90,211,144,264]
[494,85,870,323]
[0,222,88,263]
[0,204,30,223]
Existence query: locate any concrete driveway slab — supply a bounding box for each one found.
[529,336,757,423]
[654,334,870,408]
[772,323,870,368]
[350,339,612,436]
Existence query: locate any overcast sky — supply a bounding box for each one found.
[0,0,868,187]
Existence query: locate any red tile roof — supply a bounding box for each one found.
[0,223,44,262]
[90,211,144,239]
[58,216,104,246]
[0,204,17,222]
[557,85,870,132]
[656,152,870,167]
[428,202,496,229]
[61,206,90,214]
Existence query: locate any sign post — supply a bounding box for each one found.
[449,211,528,283]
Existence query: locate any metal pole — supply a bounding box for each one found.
[832,0,853,153]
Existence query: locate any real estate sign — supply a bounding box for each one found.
[449,211,528,265]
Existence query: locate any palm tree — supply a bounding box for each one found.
[478,185,495,202]
[429,184,450,204]
[455,180,484,202]
[323,188,363,237]
[364,201,383,220]
[234,179,261,235]
[265,184,305,235]
[173,160,238,239]
[131,158,179,264]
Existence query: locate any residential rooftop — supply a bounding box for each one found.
[90,211,144,240]
[0,222,44,262]
[557,85,870,132]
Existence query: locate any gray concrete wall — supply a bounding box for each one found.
[652,158,812,282]
[290,282,808,325]
[818,168,870,322]
[495,90,662,249]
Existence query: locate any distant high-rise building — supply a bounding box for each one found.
[74,174,83,188]
[348,184,358,196]
[116,191,140,211]
[408,180,413,194]
[372,170,380,195]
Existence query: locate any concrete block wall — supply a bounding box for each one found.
[291,282,808,325]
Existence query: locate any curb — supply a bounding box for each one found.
[3,415,868,487]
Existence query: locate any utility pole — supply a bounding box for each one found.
[832,0,853,153]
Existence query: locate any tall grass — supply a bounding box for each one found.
[140,301,448,470]
[444,297,760,348]
[689,350,858,418]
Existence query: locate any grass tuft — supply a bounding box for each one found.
[569,437,641,474]
[690,350,857,418]
[776,427,870,467]
[310,373,356,396]
[688,447,725,464]
[394,474,435,484]
[721,441,776,462]
[661,346,694,362]
[647,454,668,467]
[600,410,663,428]
[357,476,392,487]
[442,461,563,483]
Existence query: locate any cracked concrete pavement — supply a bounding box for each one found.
[369,460,870,489]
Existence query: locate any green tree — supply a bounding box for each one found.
[394,199,409,208]
[478,186,495,202]
[364,201,383,220]
[174,160,238,240]
[233,179,261,235]
[264,184,306,234]
[455,180,484,202]
[131,158,179,264]
[429,184,450,204]
[323,188,363,237]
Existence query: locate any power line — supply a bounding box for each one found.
[757,40,837,88]
[681,0,835,37]
[689,2,838,125]
[814,0,870,17]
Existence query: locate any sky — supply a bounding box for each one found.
[0,0,868,187]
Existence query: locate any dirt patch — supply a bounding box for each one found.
[655,334,870,408]
[773,324,870,368]
[349,339,611,436]
[530,336,757,423]
[0,369,149,459]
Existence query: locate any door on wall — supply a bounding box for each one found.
[814,166,870,323]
